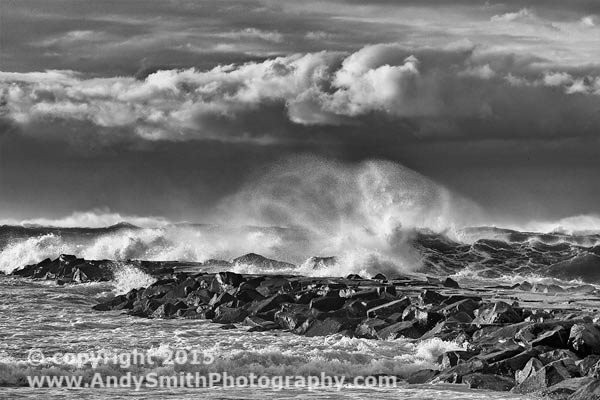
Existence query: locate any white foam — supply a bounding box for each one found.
[112,263,157,294]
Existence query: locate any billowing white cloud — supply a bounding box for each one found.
[1,43,599,142]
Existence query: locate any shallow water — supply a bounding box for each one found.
[0,276,532,399]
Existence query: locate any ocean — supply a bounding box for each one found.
[2,223,599,399]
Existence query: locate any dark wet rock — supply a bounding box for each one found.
[419,289,448,305]
[406,369,438,384]
[539,349,580,365]
[220,324,237,330]
[346,274,363,280]
[342,288,379,300]
[577,355,600,376]
[516,358,544,384]
[376,320,422,340]
[569,323,600,356]
[542,377,595,398]
[489,348,541,375]
[213,306,249,324]
[184,288,214,307]
[209,292,236,308]
[255,277,298,297]
[304,318,345,337]
[247,293,294,315]
[516,322,573,348]
[377,285,397,297]
[232,253,295,270]
[355,319,388,338]
[476,342,524,364]
[462,373,515,391]
[14,255,114,283]
[434,358,488,384]
[274,304,311,330]
[437,298,480,319]
[446,311,474,324]
[513,358,574,394]
[569,378,600,400]
[233,288,265,303]
[518,281,533,291]
[473,301,523,325]
[438,350,480,369]
[211,271,245,291]
[309,296,346,312]
[443,277,460,289]
[92,294,131,311]
[367,298,410,319]
[151,301,187,319]
[371,273,387,281]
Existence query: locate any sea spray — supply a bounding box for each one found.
[218,156,483,275]
[112,263,157,295]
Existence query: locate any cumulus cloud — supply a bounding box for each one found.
[1,43,599,142]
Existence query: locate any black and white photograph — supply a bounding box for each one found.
[1,0,600,398]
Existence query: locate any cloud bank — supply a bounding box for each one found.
[1,43,599,143]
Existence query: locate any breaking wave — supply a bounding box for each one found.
[2,157,600,282]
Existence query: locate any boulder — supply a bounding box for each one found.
[92,294,131,311]
[541,377,595,398]
[247,294,294,315]
[310,296,346,312]
[184,289,214,307]
[372,273,387,281]
[434,358,488,384]
[151,302,187,319]
[462,373,515,391]
[367,298,410,319]
[274,304,311,330]
[578,355,600,376]
[419,290,447,305]
[513,358,574,394]
[209,292,236,308]
[473,301,523,325]
[304,318,344,337]
[437,298,480,319]
[211,271,245,292]
[438,350,479,369]
[538,349,579,365]
[376,321,422,340]
[355,319,388,338]
[406,369,438,384]
[489,348,540,375]
[443,277,460,289]
[569,378,600,400]
[570,323,600,356]
[213,306,249,324]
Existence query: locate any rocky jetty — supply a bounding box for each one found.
[12,254,181,284]
[90,266,600,399]
[12,253,600,398]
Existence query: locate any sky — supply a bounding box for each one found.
[1,0,600,228]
